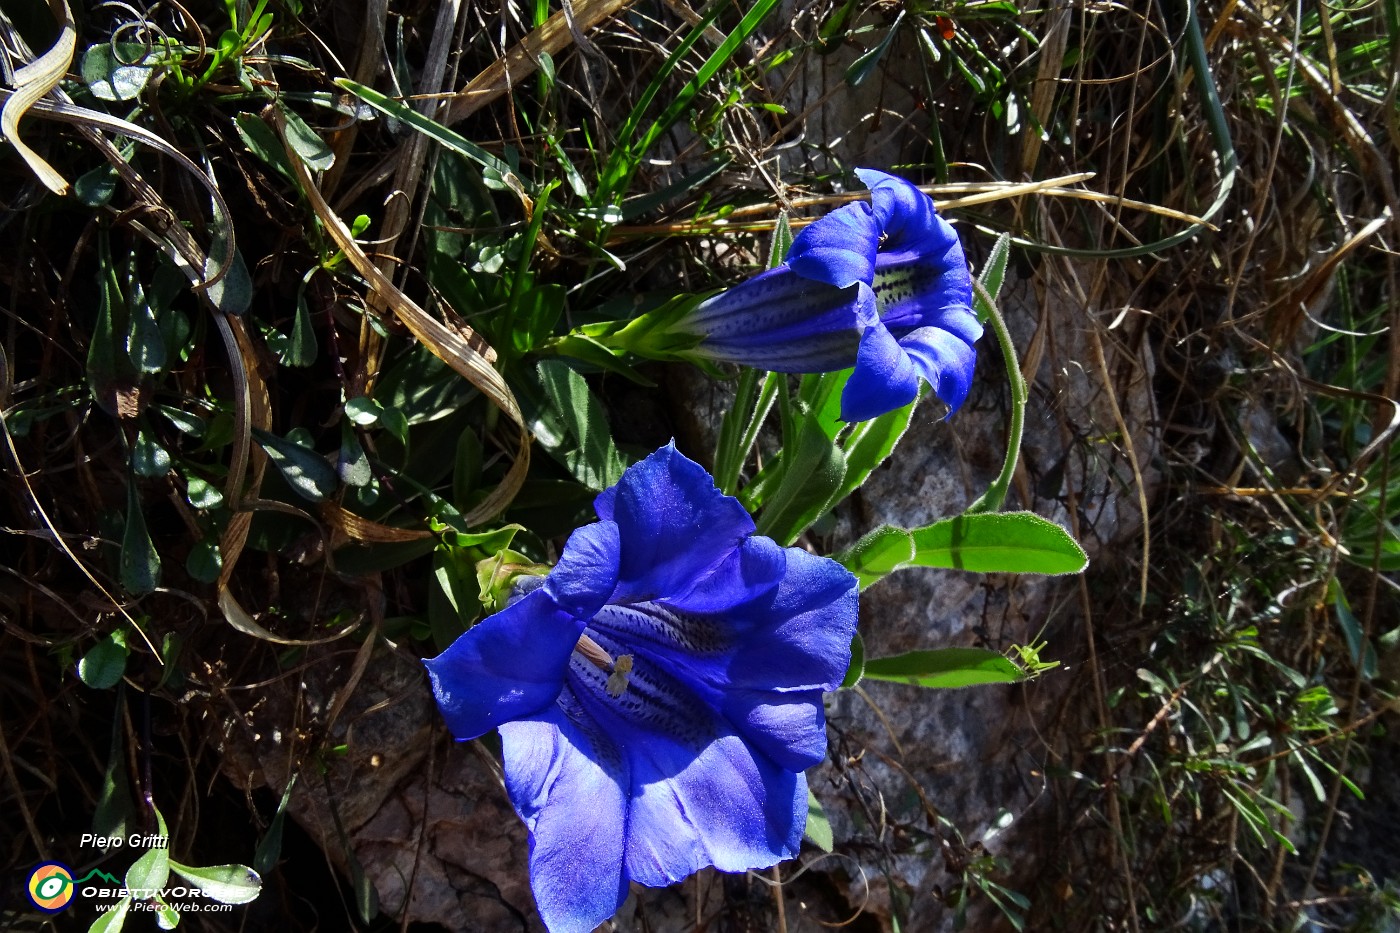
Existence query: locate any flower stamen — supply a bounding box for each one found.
[574,632,615,671]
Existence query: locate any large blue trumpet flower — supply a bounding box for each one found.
[681,168,980,422]
[425,444,859,933]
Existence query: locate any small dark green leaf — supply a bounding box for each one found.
[131,428,172,477]
[535,360,627,491]
[81,42,154,101]
[845,10,905,87]
[94,706,135,837]
[75,160,119,206]
[88,235,129,415]
[279,104,335,171]
[206,227,252,317]
[254,776,297,875]
[863,647,1025,688]
[126,268,166,374]
[78,630,130,689]
[338,423,372,487]
[186,539,223,583]
[909,512,1088,574]
[284,279,319,366]
[184,473,224,510]
[236,111,297,180]
[156,405,205,437]
[344,396,383,426]
[121,479,161,594]
[252,429,338,502]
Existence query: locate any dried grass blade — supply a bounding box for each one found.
[1,0,74,194]
[442,0,638,125]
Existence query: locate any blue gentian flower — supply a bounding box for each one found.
[680,168,980,422]
[424,444,859,933]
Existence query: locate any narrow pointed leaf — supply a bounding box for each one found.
[863,647,1025,688]
[253,428,338,501]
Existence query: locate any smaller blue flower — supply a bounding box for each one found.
[679,168,980,422]
[425,444,859,933]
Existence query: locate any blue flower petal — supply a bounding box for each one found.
[544,520,621,618]
[722,688,830,772]
[666,534,787,616]
[901,324,978,414]
[726,545,859,692]
[424,588,584,740]
[626,732,806,877]
[856,168,955,261]
[840,323,921,421]
[499,712,630,933]
[592,444,753,603]
[787,201,879,288]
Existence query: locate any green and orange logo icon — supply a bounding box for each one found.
[26,862,75,913]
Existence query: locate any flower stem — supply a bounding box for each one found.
[964,283,1025,515]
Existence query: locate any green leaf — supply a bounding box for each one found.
[767,211,793,269]
[121,478,161,594]
[278,275,319,366]
[974,233,1012,323]
[534,360,627,492]
[156,405,206,437]
[908,512,1088,574]
[863,647,1025,688]
[154,894,180,928]
[132,428,171,478]
[804,788,834,852]
[184,473,223,510]
[186,539,223,583]
[254,775,297,875]
[125,268,166,375]
[846,10,905,87]
[78,630,130,689]
[835,395,915,503]
[94,708,135,837]
[842,631,865,688]
[82,43,154,101]
[837,525,915,589]
[754,427,846,546]
[344,396,383,426]
[278,104,335,171]
[335,78,515,179]
[338,422,372,487]
[252,428,338,501]
[88,234,128,415]
[235,111,298,181]
[125,810,171,893]
[206,227,252,317]
[167,861,262,905]
[1331,583,1377,679]
[88,896,131,933]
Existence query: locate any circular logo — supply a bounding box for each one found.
[27,862,75,913]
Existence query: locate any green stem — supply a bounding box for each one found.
[965,285,1025,515]
[714,368,759,495]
